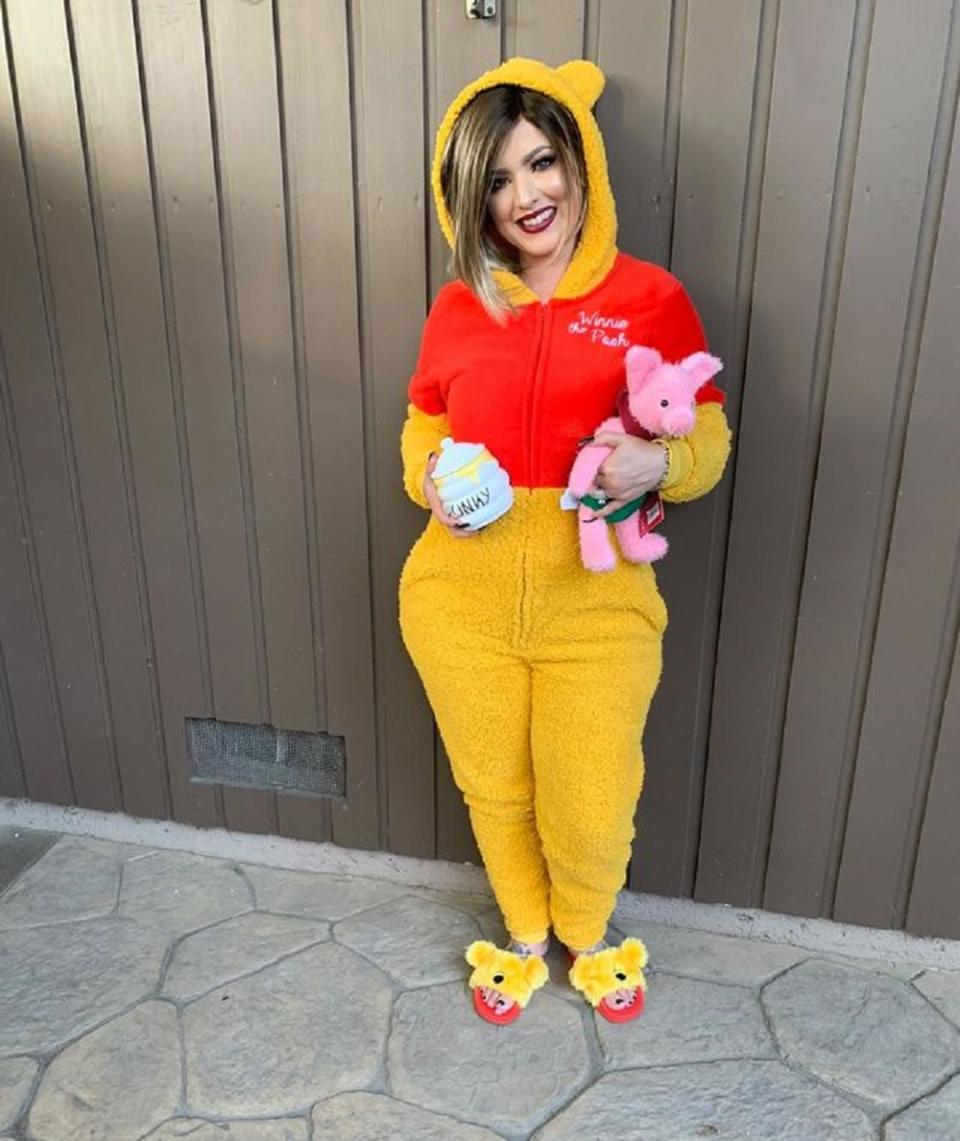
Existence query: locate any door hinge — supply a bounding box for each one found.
[466,0,496,19]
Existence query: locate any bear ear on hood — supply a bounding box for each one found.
[556,60,605,109]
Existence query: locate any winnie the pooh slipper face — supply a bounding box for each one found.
[568,937,648,1020]
[465,940,549,1019]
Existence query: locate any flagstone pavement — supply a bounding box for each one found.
[2,825,960,1140]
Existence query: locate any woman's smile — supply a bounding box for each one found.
[515,205,557,234]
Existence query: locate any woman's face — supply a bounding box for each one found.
[487,118,581,273]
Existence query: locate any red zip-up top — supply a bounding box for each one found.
[409,254,723,491]
[401,56,731,512]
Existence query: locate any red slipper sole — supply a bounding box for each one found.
[472,986,521,1025]
[597,986,645,1023]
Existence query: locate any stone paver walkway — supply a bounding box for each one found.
[2,826,960,1139]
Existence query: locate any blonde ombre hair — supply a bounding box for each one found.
[440,86,587,319]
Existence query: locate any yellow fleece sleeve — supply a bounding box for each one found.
[401,403,450,508]
[659,402,732,504]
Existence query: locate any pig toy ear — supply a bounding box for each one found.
[681,351,723,393]
[625,345,663,391]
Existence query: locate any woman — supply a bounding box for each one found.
[399,58,731,1024]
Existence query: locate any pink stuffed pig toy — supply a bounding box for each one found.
[566,345,723,571]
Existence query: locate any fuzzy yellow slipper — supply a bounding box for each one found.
[466,940,549,1025]
[568,937,648,1022]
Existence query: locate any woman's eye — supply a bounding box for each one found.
[490,176,507,194]
[533,154,556,172]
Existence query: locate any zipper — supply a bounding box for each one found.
[516,515,530,647]
[516,304,552,645]
[523,305,552,484]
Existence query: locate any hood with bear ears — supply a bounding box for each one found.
[431,57,618,304]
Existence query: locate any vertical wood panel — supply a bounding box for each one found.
[137,0,267,834]
[276,0,379,849]
[7,0,163,814]
[835,11,960,927]
[507,0,585,64]
[904,79,960,938]
[425,1,498,864]
[0,1,104,808]
[635,0,761,897]
[594,0,671,263]
[0,645,25,798]
[0,389,47,800]
[700,0,859,907]
[909,625,960,938]
[205,0,318,841]
[70,0,218,827]
[352,0,434,856]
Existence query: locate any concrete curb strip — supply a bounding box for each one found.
[2,796,958,970]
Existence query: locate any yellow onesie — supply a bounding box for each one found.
[399,58,732,950]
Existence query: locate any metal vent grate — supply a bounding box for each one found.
[186,718,346,799]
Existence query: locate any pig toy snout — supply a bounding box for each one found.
[660,404,697,436]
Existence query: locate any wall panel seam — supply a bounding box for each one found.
[728,0,780,425]
[421,0,433,307]
[200,0,278,831]
[271,0,326,732]
[420,0,440,857]
[0,635,25,795]
[695,0,780,905]
[661,0,687,269]
[64,0,173,820]
[0,346,65,798]
[131,1,215,720]
[582,0,598,61]
[271,0,332,841]
[900,535,960,924]
[200,1,269,719]
[502,0,515,61]
[345,0,386,846]
[2,0,120,807]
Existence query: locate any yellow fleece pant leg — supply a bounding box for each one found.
[399,530,551,944]
[526,505,665,951]
[404,644,550,943]
[529,625,661,949]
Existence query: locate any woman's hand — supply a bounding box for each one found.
[423,453,477,537]
[587,432,668,518]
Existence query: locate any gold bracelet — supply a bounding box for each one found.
[654,440,671,490]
